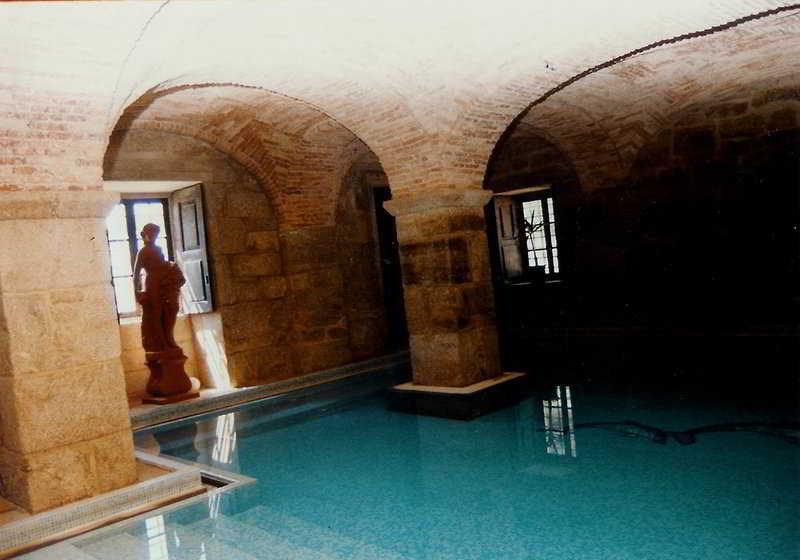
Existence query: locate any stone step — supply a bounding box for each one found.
[18,542,98,560]
[234,506,413,560]
[189,514,340,560]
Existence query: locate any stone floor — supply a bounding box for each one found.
[0,460,171,530]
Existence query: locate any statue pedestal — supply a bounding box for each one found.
[142,347,199,405]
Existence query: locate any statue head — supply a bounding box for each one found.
[141,223,161,244]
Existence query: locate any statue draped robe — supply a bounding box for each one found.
[135,243,193,397]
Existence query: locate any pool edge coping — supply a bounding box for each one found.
[130,350,411,431]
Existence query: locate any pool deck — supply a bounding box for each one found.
[128,351,410,430]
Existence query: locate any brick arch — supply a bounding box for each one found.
[483,122,582,196]
[107,76,440,195]
[104,98,401,387]
[106,84,400,230]
[469,5,800,194]
[487,101,625,191]
[108,109,285,228]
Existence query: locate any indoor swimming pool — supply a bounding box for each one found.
[23,372,800,559]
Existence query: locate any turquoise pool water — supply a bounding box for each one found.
[24,373,799,559]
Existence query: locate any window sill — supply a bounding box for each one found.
[118,311,204,325]
[504,278,562,287]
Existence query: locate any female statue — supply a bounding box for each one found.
[134,223,195,399]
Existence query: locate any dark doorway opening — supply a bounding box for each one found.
[373,187,409,350]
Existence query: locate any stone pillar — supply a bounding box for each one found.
[0,191,138,513]
[385,189,501,387]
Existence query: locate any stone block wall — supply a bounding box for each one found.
[0,192,137,513]
[386,191,501,387]
[199,151,291,387]
[282,226,353,375]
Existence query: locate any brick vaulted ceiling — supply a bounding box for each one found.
[109,85,367,228]
[1,1,799,194]
[506,9,800,190]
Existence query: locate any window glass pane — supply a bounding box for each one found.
[106,203,128,241]
[108,241,132,276]
[522,200,544,225]
[131,200,171,261]
[155,237,170,258]
[519,193,560,278]
[113,277,136,314]
[133,201,167,240]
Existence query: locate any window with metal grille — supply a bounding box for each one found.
[493,187,561,282]
[521,194,559,276]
